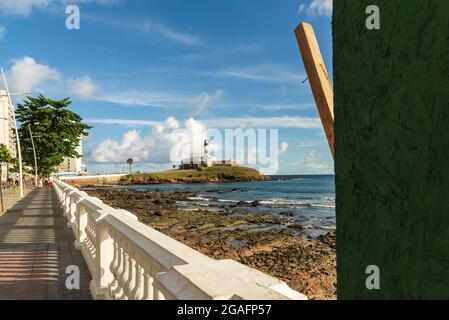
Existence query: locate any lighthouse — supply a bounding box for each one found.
[203,139,209,158]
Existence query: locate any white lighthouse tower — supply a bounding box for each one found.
[202,139,213,167]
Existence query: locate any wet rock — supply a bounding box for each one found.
[287,223,306,230]
[85,188,337,300]
[317,232,336,249]
[250,200,260,207]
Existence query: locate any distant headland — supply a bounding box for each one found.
[119,166,270,185]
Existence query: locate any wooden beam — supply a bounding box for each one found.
[295,22,334,158]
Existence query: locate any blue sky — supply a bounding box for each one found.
[0,0,333,174]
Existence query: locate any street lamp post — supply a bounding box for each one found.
[1,68,24,198]
[28,125,38,187]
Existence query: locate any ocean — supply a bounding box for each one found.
[110,175,335,238]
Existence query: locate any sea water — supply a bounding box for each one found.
[113,175,335,238]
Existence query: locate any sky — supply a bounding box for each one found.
[0,0,333,175]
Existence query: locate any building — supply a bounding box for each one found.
[180,156,213,169]
[0,90,17,180]
[56,137,84,175]
[0,90,17,156]
[212,159,238,167]
[180,139,237,169]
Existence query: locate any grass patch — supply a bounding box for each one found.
[120,166,268,184]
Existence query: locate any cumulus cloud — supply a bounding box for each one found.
[6,56,60,93]
[0,0,49,16]
[0,0,121,16]
[91,117,298,175]
[5,56,98,98]
[305,151,330,171]
[92,117,205,163]
[0,26,6,40]
[67,76,98,99]
[279,142,289,155]
[187,90,224,114]
[298,0,332,17]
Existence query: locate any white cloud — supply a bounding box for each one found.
[305,151,330,171]
[5,56,98,98]
[0,0,121,16]
[187,90,224,114]
[0,26,6,40]
[218,64,304,83]
[279,142,289,155]
[97,89,313,112]
[67,76,98,99]
[86,16,203,46]
[295,139,325,148]
[92,117,207,164]
[6,56,60,93]
[298,0,333,17]
[86,115,323,129]
[154,23,203,46]
[0,0,49,16]
[96,90,189,108]
[85,118,159,127]
[204,116,322,129]
[256,103,314,111]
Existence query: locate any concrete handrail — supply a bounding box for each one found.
[53,179,307,300]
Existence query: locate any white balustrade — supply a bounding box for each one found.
[53,179,307,300]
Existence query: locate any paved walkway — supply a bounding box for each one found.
[1,184,32,214]
[0,188,92,300]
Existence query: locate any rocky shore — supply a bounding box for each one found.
[84,188,336,300]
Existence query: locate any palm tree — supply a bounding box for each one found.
[126,158,134,174]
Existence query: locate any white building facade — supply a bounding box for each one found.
[0,90,17,156]
[56,137,84,174]
[0,90,17,180]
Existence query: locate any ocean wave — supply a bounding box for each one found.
[310,204,336,209]
[217,199,239,203]
[260,199,335,207]
[188,196,335,209]
[187,196,211,201]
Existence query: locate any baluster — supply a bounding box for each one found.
[142,273,153,300]
[115,242,127,299]
[108,235,120,298]
[130,263,144,300]
[111,244,124,298]
[118,245,130,300]
[124,254,136,299]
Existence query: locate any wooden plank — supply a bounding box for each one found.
[294,22,334,158]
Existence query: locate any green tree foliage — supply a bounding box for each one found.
[0,144,13,165]
[15,95,91,176]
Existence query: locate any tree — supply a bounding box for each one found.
[126,158,134,174]
[15,95,91,176]
[0,144,14,212]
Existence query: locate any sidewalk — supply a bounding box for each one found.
[0,187,92,300]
